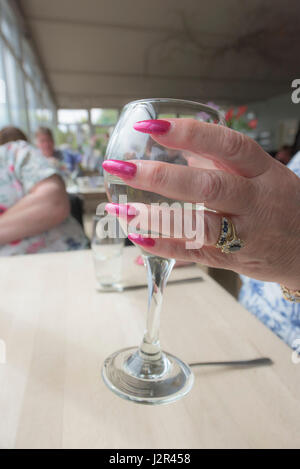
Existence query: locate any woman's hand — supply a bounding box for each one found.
[103,119,300,290]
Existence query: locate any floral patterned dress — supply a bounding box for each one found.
[239,151,300,349]
[0,140,89,256]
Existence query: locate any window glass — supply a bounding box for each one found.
[36,108,53,125]
[0,38,9,127]
[3,46,27,131]
[91,108,118,126]
[1,0,21,57]
[22,39,38,81]
[56,123,90,151]
[26,79,39,133]
[58,109,88,125]
[0,1,56,135]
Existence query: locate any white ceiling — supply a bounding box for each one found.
[17,0,300,109]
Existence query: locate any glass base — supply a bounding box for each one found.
[102,347,194,405]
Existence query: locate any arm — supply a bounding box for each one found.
[0,175,70,245]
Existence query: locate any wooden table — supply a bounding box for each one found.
[0,248,299,449]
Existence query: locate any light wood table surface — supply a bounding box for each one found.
[0,248,299,449]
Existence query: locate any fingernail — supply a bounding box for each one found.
[133,119,171,135]
[102,160,137,179]
[128,233,155,247]
[105,203,138,219]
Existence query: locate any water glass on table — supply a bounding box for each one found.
[91,214,125,292]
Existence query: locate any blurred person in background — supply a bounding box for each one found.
[35,126,81,173]
[0,126,88,256]
[35,126,84,227]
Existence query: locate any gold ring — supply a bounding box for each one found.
[215,217,245,253]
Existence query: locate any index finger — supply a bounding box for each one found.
[134,118,272,178]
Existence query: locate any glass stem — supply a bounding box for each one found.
[139,255,175,361]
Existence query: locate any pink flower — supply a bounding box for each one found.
[248,119,258,129]
[9,164,14,173]
[236,106,247,118]
[225,108,234,122]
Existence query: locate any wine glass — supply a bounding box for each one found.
[102,99,225,405]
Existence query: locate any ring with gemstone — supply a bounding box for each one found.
[215,216,245,253]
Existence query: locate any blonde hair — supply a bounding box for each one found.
[35,126,54,141]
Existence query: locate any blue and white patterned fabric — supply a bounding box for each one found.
[239,151,300,349]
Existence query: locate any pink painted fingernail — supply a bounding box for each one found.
[128,233,155,247]
[133,119,171,135]
[102,160,137,179]
[105,203,138,220]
